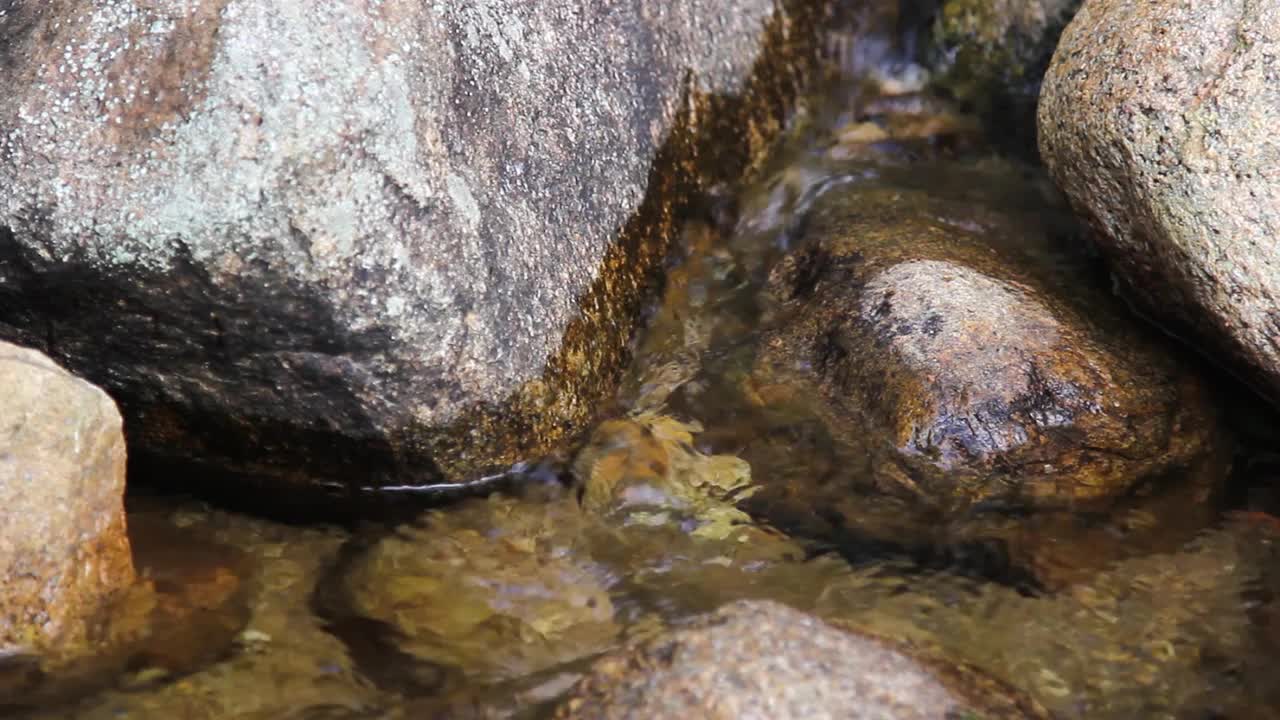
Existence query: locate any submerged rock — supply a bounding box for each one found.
[742,176,1224,582]
[0,341,135,656]
[571,413,852,615]
[754,184,1219,516]
[572,412,758,540]
[328,413,851,696]
[0,0,826,493]
[554,599,1041,720]
[1039,0,1280,408]
[334,496,618,684]
[816,516,1280,719]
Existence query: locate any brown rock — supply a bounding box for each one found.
[0,341,135,654]
[332,495,618,684]
[1038,0,1280,407]
[554,600,1039,720]
[753,184,1219,518]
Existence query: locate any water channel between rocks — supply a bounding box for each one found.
[10,61,1280,720]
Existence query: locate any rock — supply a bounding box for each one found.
[753,182,1219,517]
[554,600,1038,719]
[0,341,135,655]
[572,412,758,539]
[323,414,852,696]
[928,0,1081,153]
[0,0,828,493]
[331,495,619,684]
[1038,0,1280,408]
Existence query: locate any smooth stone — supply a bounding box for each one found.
[554,599,1042,719]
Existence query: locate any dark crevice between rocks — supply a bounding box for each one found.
[0,224,418,525]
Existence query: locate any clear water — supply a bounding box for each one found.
[9,46,1280,720]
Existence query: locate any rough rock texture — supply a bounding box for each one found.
[0,0,827,492]
[1039,0,1280,407]
[929,0,1080,153]
[0,340,135,653]
[554,600,1032,720]
[750,183,1220,519]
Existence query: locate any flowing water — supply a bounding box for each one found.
[9,35,1280,720]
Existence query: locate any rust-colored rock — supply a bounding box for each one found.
[753,185,1220,518]
[0,340,135,653]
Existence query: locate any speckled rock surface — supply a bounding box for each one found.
[0,340,135,654]
[750,182,1220,518]
[0,0,824,491]
[1038,0,1280,407]
[554,600,1018,720]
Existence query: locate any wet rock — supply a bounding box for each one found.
[326,414,852,698]
[572,412,758,540]
[571,413,853,616]
[16,503,375,720]
[928,0,1080,153]
[554,599,1035,719]
[333,496,619,684]
[749,181,1221,539]
[1038,0,1280,408]
[1,516,255,714]
[0,0,827,493]
[0,341,135,655]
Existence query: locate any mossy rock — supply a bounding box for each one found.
[928,0,1081,154]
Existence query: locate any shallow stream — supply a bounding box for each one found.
[9,41,1280,720]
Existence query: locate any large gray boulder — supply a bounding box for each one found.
[1039,0,1280,404]
[0,1,824,492]
[0,340,135,655]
